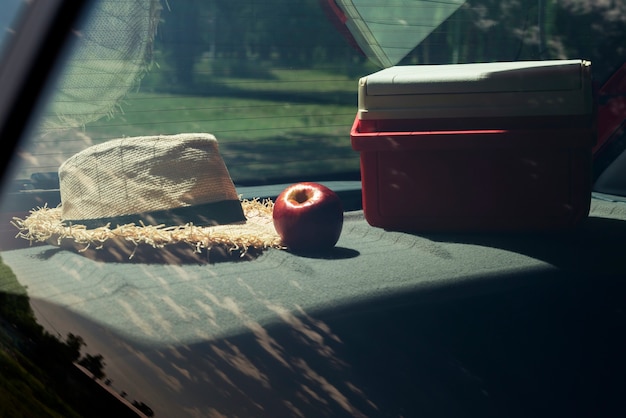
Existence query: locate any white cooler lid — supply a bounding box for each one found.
[358,60,593,119]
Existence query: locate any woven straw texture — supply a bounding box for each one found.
[13,198,283,262]
[59,133,239,221]
[43,0,161,130]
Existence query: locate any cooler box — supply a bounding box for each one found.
[351,60,595,231]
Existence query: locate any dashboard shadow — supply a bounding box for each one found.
[22,266,626,418]
[420,215,626,276]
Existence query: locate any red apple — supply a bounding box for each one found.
[272,182,344,252]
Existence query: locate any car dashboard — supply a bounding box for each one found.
[1,187,626,416]
[1,1,626,417]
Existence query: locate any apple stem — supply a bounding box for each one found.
[290,189,312,204]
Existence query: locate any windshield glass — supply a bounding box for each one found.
[0,0,25,57]
[1,1,625,417]
[8,0,622,186]
[0,0,23,51]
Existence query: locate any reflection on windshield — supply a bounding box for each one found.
[332,0,466,67]
[1,0,626,416]
[7,0,626,185]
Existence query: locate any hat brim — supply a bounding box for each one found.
[13,198,284,264]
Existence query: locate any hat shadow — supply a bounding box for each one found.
[55,241,267,265]
[70,244,361,264]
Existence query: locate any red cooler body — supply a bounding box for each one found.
[350,60,595,232]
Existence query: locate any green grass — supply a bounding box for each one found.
[0,260,27,295]
[0,349,82,418]
[87,93,354,141]
[0,256,82,418]
[79,68,362,182]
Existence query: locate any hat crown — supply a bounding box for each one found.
[59,133,244,226]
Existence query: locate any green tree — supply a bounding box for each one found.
[159,0,204,87]
[65,333,86,363]
[78,354,106,380]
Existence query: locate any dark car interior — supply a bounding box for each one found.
[1,1,625,417]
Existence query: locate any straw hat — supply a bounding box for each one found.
[13,133,283,263]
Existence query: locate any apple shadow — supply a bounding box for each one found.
[287,246,360,260]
